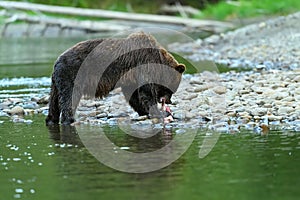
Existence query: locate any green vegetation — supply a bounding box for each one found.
[196,0,300,20]
[13,0,162,13]
[7,0,300,21]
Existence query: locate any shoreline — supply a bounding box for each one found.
[1,69,300,134]
[1,12,300,134]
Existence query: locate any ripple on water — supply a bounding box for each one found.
[0,77,50,87]
[0,77,51,100]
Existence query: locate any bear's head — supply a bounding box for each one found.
[121,32,185,117]
[127,47,185,117]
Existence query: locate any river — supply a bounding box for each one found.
[1,36,300,200]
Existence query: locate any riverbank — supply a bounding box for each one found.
[1,12,300,134]
[175,11,300,70]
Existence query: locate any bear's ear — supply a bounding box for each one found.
[175,64,185,74]
[159,48,168,57]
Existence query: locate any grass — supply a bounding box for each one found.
[195,0,300,20]
[4,0,300,21]
[12,0,161,13]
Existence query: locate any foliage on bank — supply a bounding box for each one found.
[7,0,300,21]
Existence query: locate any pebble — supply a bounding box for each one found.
[0,101,10,109]
[267,115,283,121]
[8,106,24,115]
[182,93,198,100]
[213,86,227,94]
[277,107,294,115]
[175,129,186,134]
[36,95,49,104]
[8,98,23,104]
[250,108,268,117]
[96,113,108,118]
[171,12,300,71]
[23,102,39,109]
[292,76,300,82]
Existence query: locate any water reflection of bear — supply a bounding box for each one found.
[46,125,185,195]
[47,125,174,153]
[47,125,83,146]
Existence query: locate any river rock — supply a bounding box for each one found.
[282,96,294,102]
[23,102,39,109]
[173,112,185,120]
[96,113,108,118]
[250,107,268,116]
[293,75,300,82]
[189,77,203,85]
[267,115,283,121]
[0,101,11,110]
[273,92,290,100]
[185,112,197,119]
[8,106,24,115]
[85,101,100,108]
[8,98,23,104]
[255,64,266,71]
[277,107,294,115]
[182,93,198,100]
[37,95,49,104]
[24,109,35,115]
[213,86,227,94]
[204,35,220,44]
[294,88,300,95]
[194,85,210,92]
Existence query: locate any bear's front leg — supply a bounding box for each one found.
[60,97,75,125]
[58,86,77,125]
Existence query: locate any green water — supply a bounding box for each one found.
[1,116,300,200]
[0,37,88,78]
[1,37,300,200]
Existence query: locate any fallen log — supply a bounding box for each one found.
[0,1,234,33]
[159,3,200,17]
[3,14,129,32]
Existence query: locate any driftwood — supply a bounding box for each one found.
[1,13,129,36]
[0,1,234,33]
[159,3,200,18]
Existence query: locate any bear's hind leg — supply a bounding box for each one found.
[59,87,82,125]
[46,84,60,125]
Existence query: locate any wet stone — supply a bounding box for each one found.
[8,106,25,115]
[194,85,210,92]
[0,102,11,110]
[185,112,197,120]
[292,75,300,82]
[36,95,49,104]
[8,98,23,104]
[250,108,268,116]
[96,113,108,118]
[182,94,198,100]
[23,102,39,109]
[213,86,227,94]
[277,107,294,115]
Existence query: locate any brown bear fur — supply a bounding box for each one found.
[46,32,185,125]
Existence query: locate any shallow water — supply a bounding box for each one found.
[0,37,84,100]
[1,116,300,200]
[1,37,300,200]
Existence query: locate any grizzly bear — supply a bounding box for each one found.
[46,32,185,125]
